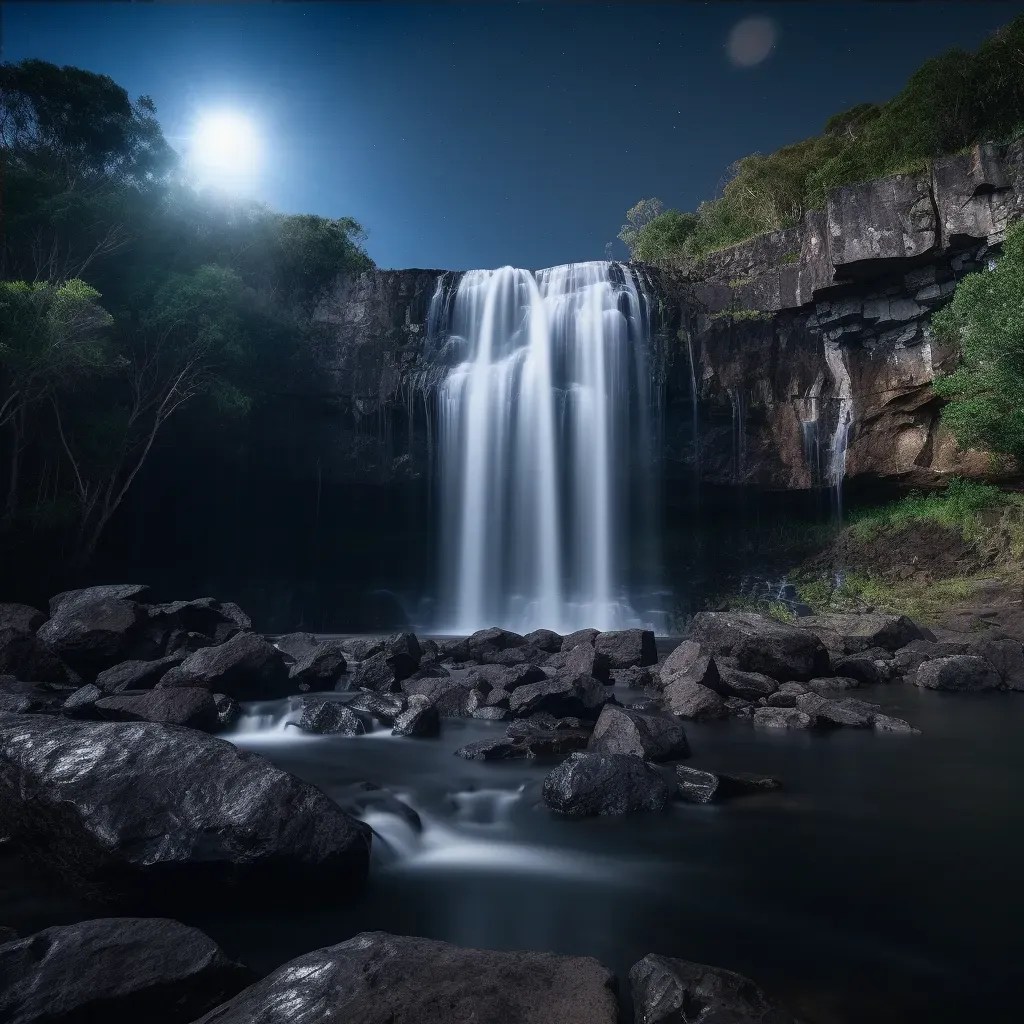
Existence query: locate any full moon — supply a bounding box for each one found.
[726,16,778,68]
[189,110,262,192]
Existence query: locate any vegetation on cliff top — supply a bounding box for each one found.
[620,16,1024,262]
[0,59,372,560]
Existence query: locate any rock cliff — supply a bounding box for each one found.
[310,140,1024,490]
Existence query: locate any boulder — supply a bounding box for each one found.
[792,612,930,654]
[871,713,920,734]
[455,724,589,760]
[523,628,563,653]
[915,655,1001,692]
[560,628,600,652]
[588,705,690,762]
[62,683,103,718]
[350,651,401,693]
[0,917,253,1024]
[479,645,546,667]
[340,636,388,661]
[630,952,797,1024]
[0,716,371,907]
[347,690,407,724]
[806,676,860,693]
[466,627,525,660]
[386,632,422,681]
[288,641,348,690]
[143,598,250,649]
[832,649,892,685]
[158,632,290,701]
[795,692,873,727]
[612,665,655,689]
[0,676,69,714]
[95,654,185,693]
[893,639,970,682]
[298,700,365,736]
[401,677,475,716]
[37,592,153,677]
[465,663,546,691]
[687,612,830,681]
[391,695,440,737]
[662,680,728,720]
[0,629,76,684]
[508,674,612,720]
[675,766,780,803]
[968,637,1024,690]
[752,707,814,729]
[716,666,778,700]
[165,631,216,656]
[272,632,320,660]
[0,603,46,634]
[48,585,149,617]
[471,706,509,721]
[542,751,672,817]
[213,694,241,730]
[94,689,220,731]
[657,640,720,691]
[723,696,755,718]
[507,713,590,736]
[564,643,611,683]
[594,628,657,669]
[190,931,618,1024]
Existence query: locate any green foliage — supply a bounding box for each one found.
[716,595,795,623]
[620,16,1024,262]
[932,220,1024,462]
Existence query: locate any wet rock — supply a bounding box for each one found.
[662,680,728,720]
[657,640,720,691]
[766,691,798,708]
[482,686,510,709]
[612,665,655,689]
[523,628,563,653]
[190,931,618,1024]
[508,674,612,720]
[560,628,600,652]
[687,611,830,682]
[37,591,153,677]
[349,651,401,693]
[347,690,407,724]
[0,917,253,1024]
[0,630,76,684]
[213,693,241,730]
[455,723,589,760]
[872,713,920,734]
[806,675,860,693]
[158,632,290,700]
[143,598,250,649]
[272,632,320,660]
[630,952,798,1024]
[465,663,546,691]
[0,603,45,634]
[832,649,892,685]
[466,627,526,660]
[471,706,509,721]
[392,695,440,737]
[0,716,371,908]
[542,751,672,817]
[333,781,421,831]
[752,707,814,729]
[95,653,185,693]
[968,637,1024,690]
[479,645,545,667]
[893,639,969,682]
[165,630,216,656]
[588,705,690,761]
[594,628,657,669]
[288,641,348,690]
[61,684,103,718]
[340,636,389,661]
[402,661,451,686]
[675,766,781,803]
[915,655,1001,692]
[716,666,778,700]
[793,612,931,654]
[95,689,219,731]
[507,713,590,736]
[386,632,422,681]
[564,642,612,683]
[0,676,68,714]
[298,699,365,735]
[48,584,150,617]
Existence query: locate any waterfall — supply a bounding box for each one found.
[824,342,853,518]
[433,261,656,634]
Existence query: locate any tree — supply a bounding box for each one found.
[618,198,665,258]
[932,220,1024,463]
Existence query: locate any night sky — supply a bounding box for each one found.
[4,2,1022,270]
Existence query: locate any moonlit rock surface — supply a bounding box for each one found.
[433,261,658,634]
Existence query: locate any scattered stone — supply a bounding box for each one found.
[455,723,589,760]
[752,707,814,729]
[347,690,407,724]
[482,686,510,709]
[401,661,451,686]
[62,684,103,718]
[392,695,440,737]
[465,663,546,691]
[832,649,892,685]
[0,630,76,684]
[0,603,46,634]
[340,636,388,661]
[675,766,781,803]
[386,632,422,681]
[506,713,590,736]
[288,640,348,690]
[189,931,619,1024]
[662,680,728,720]
[48,584,149,617]
[466,627,526,660]
[687,611,830,681]
[722,696,755,717]
[272,632,320,660]
[523,628,563,653]
[795,692,872,727]
[915,655,1001,691]
[893,639,969,682]
[94,689,219,731]
[612,665,655,689]
[560,628,600,652]
[479,645,545,666]
[968,637,1024,690]
[630,953,798,1024]
[594,628,657,669]
[564,643,611,683]
[588,705,690,761]
[471,706,509,721]
[95,654,185,693]
[806,675,860,693]
[0,716,371,907]
[0,917,253,1024]
[716,666,778,700]
[766,691,798,708]
[349,651,401,693]
[657,640,720,691]
[508,674,612,720]
[871,713,920,734]
[143,598,250,649]
[158,632,290,700]
[542,751,672,817]
[298,700,365,736]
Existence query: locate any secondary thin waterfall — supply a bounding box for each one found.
[434,261,656,635]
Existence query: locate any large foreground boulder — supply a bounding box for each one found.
[542,751,672,817]
[588,705,690,761]
[0,716,370,907]
[0,917,253,1024]
[158,632,290,700]
[630,953,797,1024]
[914,655,1001,692]
[192,931,618,1024]
[687,612,830,681]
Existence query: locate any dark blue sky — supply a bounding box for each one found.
[4,2,1022,270]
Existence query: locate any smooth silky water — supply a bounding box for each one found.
[179,684,1023,1023]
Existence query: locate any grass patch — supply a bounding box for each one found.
[710,594,796,623]
[708,308,773,324]
[779,250,801,264]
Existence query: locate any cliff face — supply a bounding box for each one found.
[309,140,1024,490]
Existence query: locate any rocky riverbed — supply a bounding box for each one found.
[2,585,1023,1021]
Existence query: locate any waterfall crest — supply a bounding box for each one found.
[432,261,658,635]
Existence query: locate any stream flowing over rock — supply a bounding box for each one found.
[0,716,370,907]
[192,931,620,1024]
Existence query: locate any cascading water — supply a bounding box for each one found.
[824,342,853,518]
[432,261,658,635]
